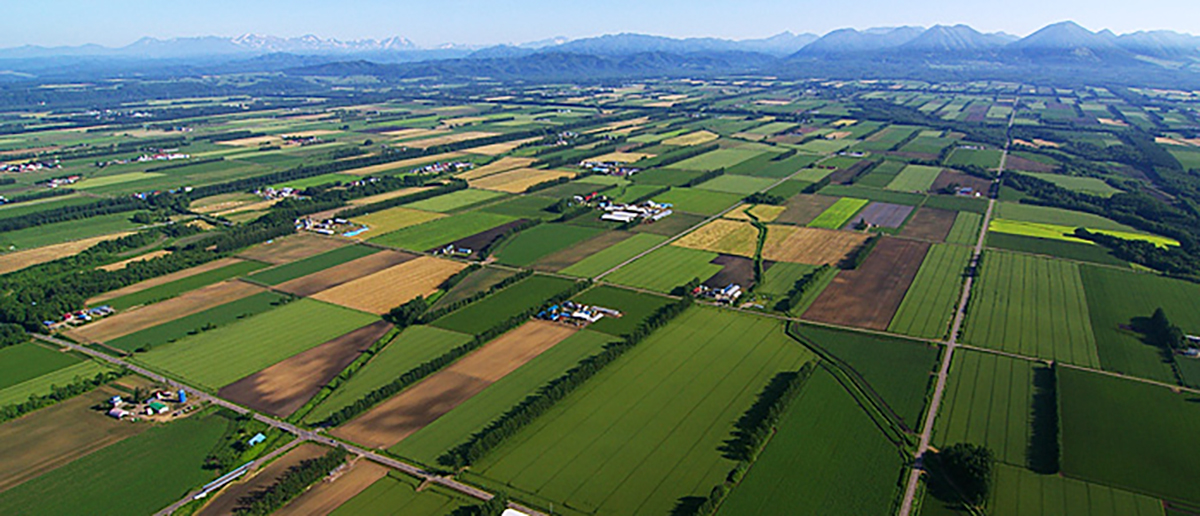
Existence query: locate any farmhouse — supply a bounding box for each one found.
[146,401,169,415]
[693,283,744,304]
[537,301,622,327]
[106,408,130,419]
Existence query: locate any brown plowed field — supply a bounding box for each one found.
[1004,155,1058,173]
[703,254,760,289]
[802,238,930,330]
[237,233,348,265]
[773,194,840,226]
[533,231,631,271]
[900,208,957,242]
[68,280,264,344]
[89,257,248,305]
[930,170,993,194]
[219,321,394,417]
[312,257,467,315]
[762,225,870,265]
[273,459,389,516]
[196,443,329,516]
[332,321,576,449]
[446,220,529,254]
[0,387,145,492]
[276,250,416,297]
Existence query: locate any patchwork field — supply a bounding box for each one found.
[493,224,603,267]
[934,350,1037,467]
[1023,172,1123,197]
[693,174,777,195]
[275,250,415,297]
[403,188,505,213]
[274,459,390,516]
[887,164,943,191]
[353,207,445,236]
[672,218,760,257]
[653,187,743,216]
[889,244,972,339]
[804,238,929,330]
[347,186,436,207]
[762,225,871,265]
[327,472,473,516]
[312,256,467,314]
[100,260,267,311]
[663,130,719,146]
[993,202,1145,233]
[195,443,329,516]
[774,194,839,225]
[946,211,983,246]
[237,232,348,264]
[471,168,574,193]
[68,280,264,344]
[0,342,81,391]
[105,291,289,353]
[0,361,111,406]
[370,211,516,252]
[531,231,631,272]
[989,219,1178,248]
[455,156,536,180]
[0,232,137,276]
[724,203,787,222]
[431,275,578,335]
[808,197,869,229]
[900,207,957,242]
[603,245,722,293]
[978,464,1165,516]
[560,233,667,278]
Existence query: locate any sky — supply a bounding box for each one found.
[3,0,1197,48]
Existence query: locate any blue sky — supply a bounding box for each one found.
[4,0,1197,48]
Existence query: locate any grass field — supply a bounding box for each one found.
[403,188,505,213]
[430,267,518,310]
[560,233,667,278]
[654,187,744,216]
[329,472,473,516]
[923,195,989,214]
[630,168,706,187]
[935,350,1036,466]
[0,212,141,250]
[857,160,906,188]
[986,232,1127,267]
[792,167,837,182]
[945,148,1003,168]
[604,245,722,293]
[796,138,853,154]
[104,260,267,310]
[0,342,81,391]
[304,325,473,424]
[808,197,869,229]
[693,174,777,195]
[1060,367,1200,505]
[571,286,674,337]
[353,207,446,236]
[0,413,227,516]
[981,464,1164,516]
[479,196,558,220]
[106,291,289,352]
[887,165,943,192]
[672,218,759,257]
[431,275,578,335]
[1023,172,1123,197]
[946,212,983,246]
[726,153,820,179]
[493,224,603,267]
[138,299,377,390]
[889,244,971,339]
[470,307,815,515]
[369,211,516,252]
[248,245,380,285]
[964,251,1100,367]
[757,262,821,297]
[0,360,111,406]
[1080,265,1200,384]
[989,219,1178,248]
[716,369,903,516]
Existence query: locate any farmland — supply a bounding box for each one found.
[275,250,415,297]
[312,257,467,314]
[101,260,267,310]
[900,207,957,242]
[369,211,516,252]
[889,244,971,339]
[571,286,674,337]
[990,218,1179,248]
[762,225,870,265]
[431,275,578,335]
[653,187,743,215]
[247,245,380,285]
[934,350,1037,466]
[104,291,288,352]
[0,342,82,390]
[1022,172,1123,197]
[353,207,446,236]
[493,224,603,266]
[560,233,666,278]
[808,197,869,229]
[403,188,505,212]
[946,211,983,245]
[328,472,473,516]
[603,245,723,292]
[774,194,840,225]
[672,218,760,257]
[804,238,929,330]
[471,168,574,193]
[0,361,112,406]
[693,174,777,195]
[0,232,138,276]
[530,231,630,271]
[886,164,943,192]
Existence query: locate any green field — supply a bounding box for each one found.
[0,412,227,516]
[818,184,927,206]
[964,251,1100,367]
[430,267,519,310]
[671,148,765,171]
[757,261,822,297]
[744,121,796,135]
[693,174,777,195]
[329,472,473,516]
[469,307,815,515]
[604,245,722,293]
[431,275,578,335]
[856,160,905,188]
[74,171,167,189]
[478,195,558,219]
[983,464,1164,516]
[808,197,869,229]
[0,212,142,250]
[935,350,1037,466]
[726,153,820,179]
[107,291,290,352]
[0,195,94,222]
[247,245,379,285]
[403,188,505,213]
[887,164,943,192]
[630,168,706,186]
[369,211,516,252]
[103,260,268,310]
[493,224,603,267]
[1080,265,1200,384]
[305,325,473,424]
[0,361,110,406]
[946,211,983,246]
[1023,172,1123,197]
[138,299,377,390]
[716,369,903,516]
[1060,367,1200,505]
[792,167,837,182]
[654,187,743,216]
[922,195,989,214]
[0,342,81,390]
[796,138,853,154]
[993,203,1145,233]
[985,232,1127,267]
[889,244,971,339]
[945,148,1003,168]
[560,233,667,278]
[270,172,354,189]
[390,330,616,465]
[571,285,674,337]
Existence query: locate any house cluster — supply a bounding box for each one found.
[537,301,622,328]
[692,283,744,304]
[281,135,327,146]
[958,144,986,151]
[39,175,81,188]
[106,389,189,420]
[44,305,115,329]
[409,161,474,175]
[579,160,641,177]
[256,186,304,200]
[131,186,191,200]
[96,151,190,168]
[433,244,474,257]
[296,217,368,237]
[954,186,983,197]
[2,160,60,173]
[597,199,674,224]
[838,151,867,158]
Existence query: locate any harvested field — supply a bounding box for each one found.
[196,443,329,516]
[899,207,957,242]
[404,131,498,149]
[219,321,394,417]
[382,128,444,139]
[455,157,536,180]
[312,257,467,315]
[353,207,444,236]
[470,168,574,193]
[68,280,263,344]
[930,170,993,194]
[332,321,577,448]
[704,254,760,288]
[663,130,719,146]
[463,138,539,156]
[445,219,528,254]
[725,204,787,222]
[97,250,172,272]
[237,233,347,265]
[0,232,136,276]
[340,152,465,176]
[591,151,653,163]
[276,250,416,297]
[803,238,930,330]
[532,231,632,272]
[762,225,871,265]
[774,194,839,225]
[273,459,389,516]
[841,202,913,229]
[346,186,436,207]
[672,218,759,257]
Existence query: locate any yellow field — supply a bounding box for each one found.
[725,204,787,223]
[456,157,536,180]
[832,119,859,127]
[591,152,653,163]
[755,99,792,106]
[354,207,445,236]
[732,132,768,141]
[664,130,719,146]
[340,152,465,175]
[215,135,280,147]
[762,225,870,265]
[214,199,280,217]
[97,250,172,272]
[347,186,436,207]
[470,168,574,193]
[825,131,853,140]
[1098,118,1130,127]
[403,131,498,149]
[383,128,445,139]
[0,233,137,276]
[584,116,650,134]
[464,137,539,156]
[311,256,467,314]
[672,219,759,257]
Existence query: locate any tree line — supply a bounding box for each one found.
[233,449,348,515]
[774,265,832,313]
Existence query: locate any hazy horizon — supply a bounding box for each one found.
[4,0,1198,49]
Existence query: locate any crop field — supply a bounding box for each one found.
[274,250,414,297]
[887,165,944,191]
[235,232,350,264]
[196,443,329,516]
[571,286,674,337]
[844,202,914,229]
[858,125,919,150]
[856,160,906,188]
[930,170,994,197]
[757,261,822,297]
[900,208,957,242]
[1060,367,1200,505]
[662,130,719,146]
[934,350,1036,466]
[353,207,446,236]
[247,245,380,285]
[672,218,760,257]
[369,211,516,252]
[0,232,138,276]
[946,212,983,245]
[560,233,667,278]
[725,203,787,223]
[455,156,536,180]
[762,225,870,265]
[1022,172,1122,197]
[403,188,505,213]
[716,369,903,516]
[137,299,378,390]
[990,219,1178,248]
[469,307,815,515]
[101,291,286,353]
[335,321,578,448]
[978,464,1164,516]
[0,212,141,251]
[963,251,1099,366]
[653,187,743,215]
[404,131,498,149]
[530,231,631,272]
[431,275,578,335]
[304,325,473,425]
[603,245,723,293]
[0,342,82,391]
[430,267,518,310]
[1080,265,1200,383]
[726,152,820,178]
[808,197,869,229]
[86,258,246,305]
[819,184,927,206]
[347,186,437,207]
[945,148,1003,168]
[994,202,1144,233]
[0,413,227,516]
[889,244,971,339]
[796,138,853,154]
[0,361,111,407]
[471,168,574,193]
[791,166,837,182]
[630,168,706,186]
[804,237,928,329]
[312,257,467,314]
[774,194,839,225]
[693,174,777,195]
[493,224,603,267]
[328,472,473,516]
[102,260,267,311]
[479,195,558,220]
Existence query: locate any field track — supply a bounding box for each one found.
[803,238,930,329]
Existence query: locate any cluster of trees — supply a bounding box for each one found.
[384,296,429,328]
[925,443,995,508]
[842,234,881,270]
[451,494,509,516]
[0,195,162,233]
[1074,229,1200,280]
[1142,308,1189,351]
[743,192,785,205]
[803,175,832,194]
[842,159,882,185]
[774,265,832,313]
[771,148,797,161]
[440,296,694,469]
[0,369,128,424]
[2,187,74,205]
[204,412,264,471]
[0,323,27,348]
[232,449,347,515]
